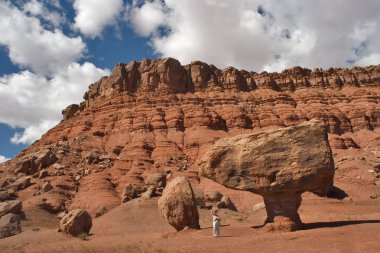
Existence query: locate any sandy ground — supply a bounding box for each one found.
[1,181,379,253]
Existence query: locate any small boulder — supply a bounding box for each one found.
[141,186,156,200]
[0,200,22,218]
[144,172,167,189]
[62,104,80,120]
[0,191,9,201]
[216,196,237,211]
[0,178,9,188]
[86,151,100,164]
[59,209,92,236]
[204,191,223,202]
[95,206,108,218]
[13,176,31,191]
[121,183,138,203]
[39,170,49,179]
[41,181,53,192]
[0,213,21,239]
[265,216,299,232]
[57,211,67,219]
[158,176,200,231]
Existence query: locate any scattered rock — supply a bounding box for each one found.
[62,104,80,120]
[12,149,57,175]
[158,176,200,231]
[38,169,49,179]
[59,209,92,237]
[374,164,380,173]
[13,176,31,191]
[41,181,53,192]
[0,178,8,188]
[0,191,9,202]
[216,196,237,211]
[265,216,299,232]
[0,213,21,239]
[86,151,100,164]
[141,186,156,200]
[95,206,108,218]
[121,183,138,203]
[144,172,167,189]
[0,200,22,218]
[57,211,68,219]
[204,191,223,202]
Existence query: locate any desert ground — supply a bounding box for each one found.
[1,128,380,253]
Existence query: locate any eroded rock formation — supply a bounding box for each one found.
[198,120,335,231]
[0,58,379,217]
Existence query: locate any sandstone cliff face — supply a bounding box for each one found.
[1,58,379,214]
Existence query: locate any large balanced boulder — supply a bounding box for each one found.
[0,213,21,239]
[59,209,92,236]
[199,120,335,231]
[158,176,200,231]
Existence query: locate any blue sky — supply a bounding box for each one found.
[1,0,380,162]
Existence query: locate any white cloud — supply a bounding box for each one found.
[356,54,380,66]
[0,62,109,145]
[73,0,124,37]
[0,1,85,76]
[0,2,110,145]
[23,0,66,27]
[127,0,167,36]
[127,0,380,71]
[0,155,10,163]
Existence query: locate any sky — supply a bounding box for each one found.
[0,0,380,162]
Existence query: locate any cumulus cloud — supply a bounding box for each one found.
[0,1,85,76]
[127,0,167,36]
[22,0,66,27]
[127,0,380,71]
[73,0,124,37]
[0,155,10,163]
[0,2,110,145]
[0,62,109,145]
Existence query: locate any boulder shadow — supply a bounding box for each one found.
[326,186,348,200]
[303,220,380,230]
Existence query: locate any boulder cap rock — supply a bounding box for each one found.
[199,120,335,196]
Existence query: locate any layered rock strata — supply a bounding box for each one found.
[0,58,379,215]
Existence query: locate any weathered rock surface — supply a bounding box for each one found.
[0,200,22,218]
[59,209,92,236]
[199,120,335,230]
[0,213,21,239]
[158,176,200,231]
[13,176,31,191]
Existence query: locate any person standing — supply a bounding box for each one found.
[212,207,221,237]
